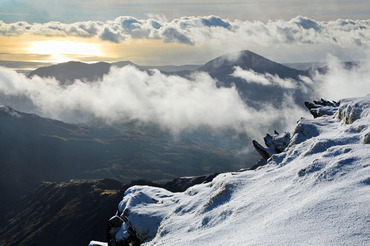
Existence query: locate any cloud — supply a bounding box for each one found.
[312,55,370,100]
[0,65,307,138]
[232,66,298,89]
[0,15,369,50]
[99,27,125,43]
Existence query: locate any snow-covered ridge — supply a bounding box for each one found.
[108,96,370,246]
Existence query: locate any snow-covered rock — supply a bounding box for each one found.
[88,241,107,246]
[113,96,370,246]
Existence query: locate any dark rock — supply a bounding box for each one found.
[108,215,124,228]
[252,131,291,160]
[252,140,271,160]
[304,98,340,118]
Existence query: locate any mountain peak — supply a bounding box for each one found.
[200,50,304,80]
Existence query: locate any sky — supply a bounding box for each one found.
[0,0,370,65]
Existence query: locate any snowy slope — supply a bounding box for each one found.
[112,96,370,246]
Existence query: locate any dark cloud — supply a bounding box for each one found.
[99,27,124,43]
[161,27,194,45]
[201,16,231,29]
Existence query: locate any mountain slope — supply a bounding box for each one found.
[109,96,370,245]
[0,174,219,246]
[0,179,124,246]
[0,106,254,226]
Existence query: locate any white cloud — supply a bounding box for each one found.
[313,55,370,101]
[232,66,298,89]
[1,16,369,49]
[0,65,307,138]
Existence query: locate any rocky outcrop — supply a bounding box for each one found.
[252,131,291,161]
[253,99,340,161]
[105,173,219,246]
[304,98,339,118]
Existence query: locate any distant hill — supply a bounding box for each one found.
[199,50,305,81]
[27,61,201,84]
[27,61,111,84]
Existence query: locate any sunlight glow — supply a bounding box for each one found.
[29,41,103,63]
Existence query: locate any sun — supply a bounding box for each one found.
[29,41,103,63]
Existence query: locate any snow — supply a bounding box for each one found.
[115,96,370,245]
[88,241,107,246]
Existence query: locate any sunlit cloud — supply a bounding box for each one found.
[0,15,369,63]
[1,16,369,48]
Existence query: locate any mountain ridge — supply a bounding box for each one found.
[106,96,370,245]
[27,50,306,84]
[0,105,254,228]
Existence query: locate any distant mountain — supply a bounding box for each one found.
[27,61,111,84]
[189,50,312,108]
[198,50,305,81]
[112,61,201,73]
[27,61,201,84]
[27,50,305,85]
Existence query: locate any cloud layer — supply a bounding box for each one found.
[1,16,369,49]
[0,65,307,138]
[232,66,299,89]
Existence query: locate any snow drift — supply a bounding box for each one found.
[108,96,370,245]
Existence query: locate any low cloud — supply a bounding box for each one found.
[313,56,370,101]
[232,66,298,89]
[0,65,306,138]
